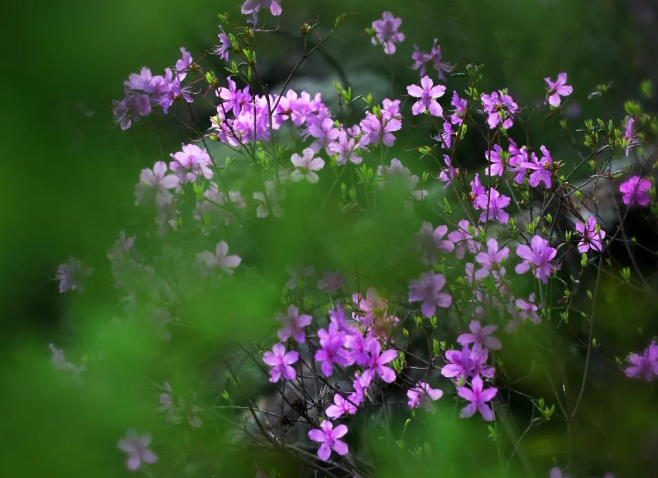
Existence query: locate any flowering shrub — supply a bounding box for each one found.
[46,2,658,478]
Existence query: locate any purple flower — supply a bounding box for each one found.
[118,430,157,471]
[549,467,570,478]
[438,154,456,187]
[407,76,446,117]
[515,294,541,324]
[262,343,299,383]
[457,320,502,351]
[457,375,497,421]
[474,238,509,280]
[371,12,405,55]
[308,117,340,156]
[213,27,231,61]
[317,271,345,293]
[56,258,92,293]
[417,222,455,264]
[241,0,282,16]
[619,175,652,207]
[624,117,638,156]
[576,216,605,253]
[291,147,325,183]
[481,90,518,130]
[450,91,468,126]
[169,144,213,183]
[362,339,398,384]
[315,323,354,377]
[196,241,241,275]
[360,111,402,147]
[515,235,559,284]
[522,146,553,188]
[448,220,482,259]
[326,393,358,419]
[135,161,179,206]
[411,39,454,81]
[175,47,193,80]
[624,341,658,381]
[433,121,455,150]
[125,67,154,93]
[484,145,505,177]
[217,77,251,116]
[407,381,443,410]
[276,305,312,343]
[408,272,452,318]
[544,72,573,107]
[308,421,349,461]
[474,188,511,224]
[442,346,494,381]
[113,90,152,130]
[327,128,363,166]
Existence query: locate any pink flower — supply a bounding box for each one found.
[407,76,446,117]
[196,241,241,275]
[308,421,349,461]
[474,188,511,224]
[619,175,651,207]
[371,12,405,55]
[522,146,553,188]
[408,272,452,318]
[407,381,443,410]
[448,220,482,259]
[262,343,299,383]
[118,430,158,471]
[241,0,282,17]
[135,161,179,206]
[457,375,497,421]
[411,39,454,81]
[457,320,502,351]
[481,90,518,130]
[276,305,313,343]
[575,216,605,253]
[515,236,559,284]
[326,393,358,419]
[474,238,509,280]
[544,72,573,107]
[362,339,398,384]
[317,271,345,293]
[450,90,468,125]
[291,147,325,183]
[438,154,456,187]
[484,145,505,177]
[315,323,354,377]
[417,222,455,264]
[169,144,213,183]
[360,110,402,147]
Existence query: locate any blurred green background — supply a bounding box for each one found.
[2,0,657,477]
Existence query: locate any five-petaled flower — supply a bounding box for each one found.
[576,216,605,253]
[263,343,299,383]
[241,0,282,17]
[408,272,452,318]
[624,341,658,381]
[276,305,312,344]
[457,320,502,351]
[481,90,518,130]
[544,72,573,107]
[457,375,498,421]
[308,420,349,461]
[515,236,559,284]
[118,430,158,471]
[315,323,354,377]
[407,76,446,117]
[196,241,241,275]
[371,12,405,55]
[619,175,652,207]
[291,148,325,183]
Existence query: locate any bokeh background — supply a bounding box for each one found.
[2,0,657,477]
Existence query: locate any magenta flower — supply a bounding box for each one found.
[481,90,518,130]
[407,76,446,117]
[326,393,358,419]
[522,146,553,188]
[135,161,179,206]
[619,175,652,207]
[411,39,454,81]
[56,258,92,293]
[276,305,312,344]
[308,117,340,156]
[213,26,231,61]
[315,323,354,377]
[407,381,443,410]
[169,144,213,183]
[474,238,509,280]
[457,320,502,351]
[291,147,325,183]
[262,343,299,383]
[484,145,505,176]
[438,154,456,187]
[217,77,250,116]
[317,271,345,293]
[515,236,558,284]
[327,129,363,166]
[196,241,241,276]
[474,188,511,224]
[118,430,158,471]
[360,111,402,147]
[544,72,573,107]
[408,272,452,318]
[308,421,349,461]
[448,220,482,259]
[362,339,398,384]
[516,294,541,324]
[241,0,282,16]
[442,346,494,381]
[457,375,497,421]
[624,341,658,381]
[371,12,405,55]
[450,90,468,126]
[624,117,638,156]
[576,216,605,253]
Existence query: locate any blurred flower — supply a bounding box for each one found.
[407,381,443,410]
[620,175,651,207]
[56,257,92,293]
[117,430,157,471]
[371,12,404,55]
